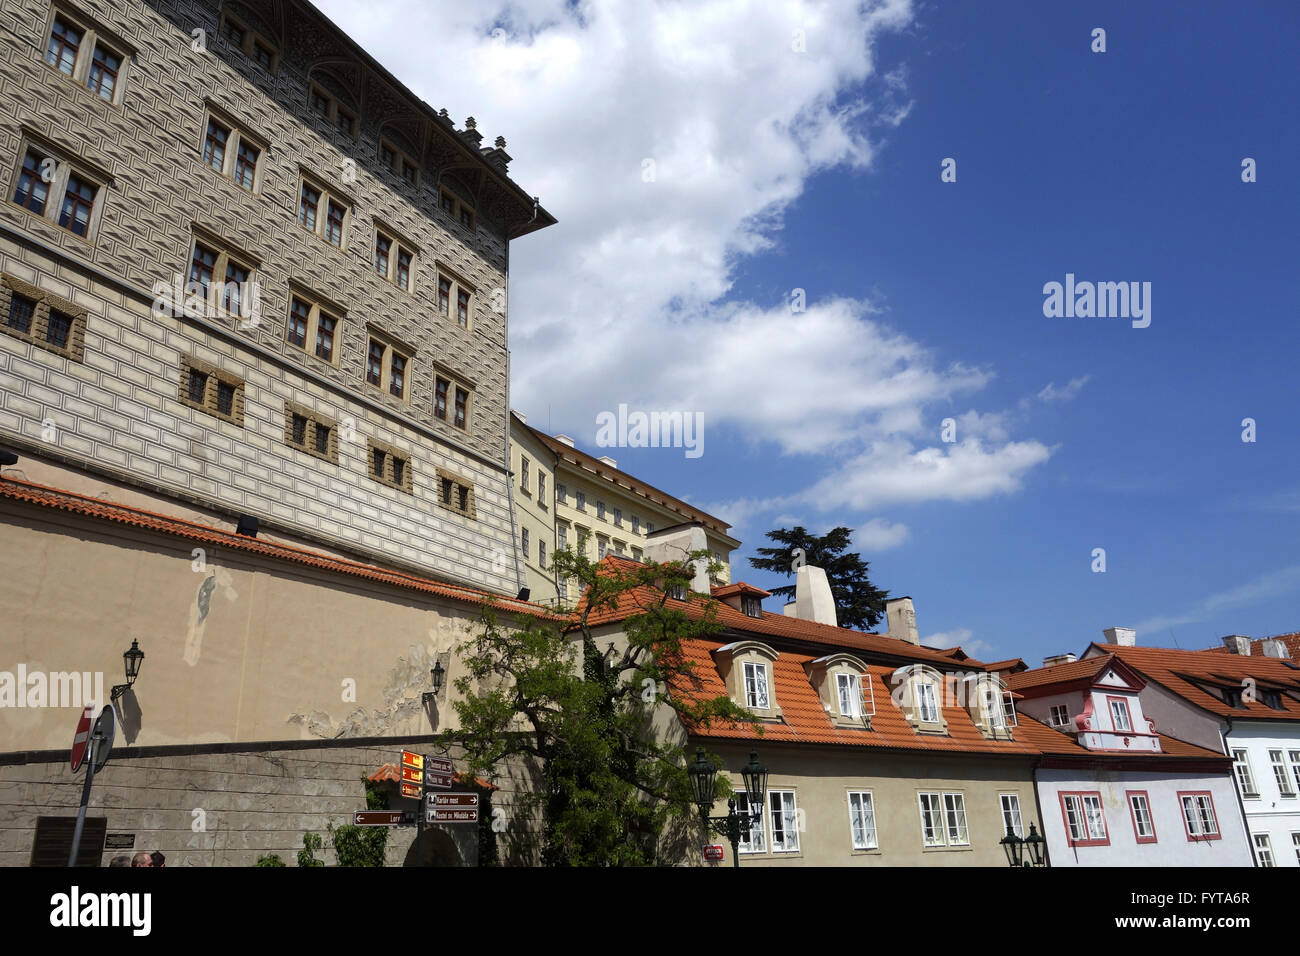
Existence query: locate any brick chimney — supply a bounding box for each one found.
[1102,627,1136,647]
[885,596,918,645]
[1222,635,1251,655]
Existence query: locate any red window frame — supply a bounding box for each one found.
[1059,790,1109,847]
[1177,790,1222,842]
[1106,695,1133,733]
[1125,790,1157,844]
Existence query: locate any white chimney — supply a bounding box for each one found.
[783,602,797,617]
[643,524,710,594]
[1222,635,1251,655]
[792,566,838,627]
[1043,653,1078,667]
[1103,627,1136,647]
[1260,639,1289,659]
[597,455,618,469]
[553,434,575,447]
[885,596,918,645]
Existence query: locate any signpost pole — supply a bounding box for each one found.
[67,733,98,866]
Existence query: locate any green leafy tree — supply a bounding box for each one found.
[296,832,325,867]
[255,853,286,867]
[436,543,757,866]
[747,526,889,630]
[328,777,390,867]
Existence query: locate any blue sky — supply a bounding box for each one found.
[318,0,1300,663]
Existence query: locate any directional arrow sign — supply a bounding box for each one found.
[423,769,453,789]
[427,807,478,824]
[427,792,478,808]
[354,811,417,826]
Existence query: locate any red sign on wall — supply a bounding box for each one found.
[702,845,725,862]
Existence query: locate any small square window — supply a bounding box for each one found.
[45,310,71,349]
[7,294,35,334]
[188,369,208,404]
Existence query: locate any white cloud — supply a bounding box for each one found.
[1136,565,1300,634]
[1036,376,1092,403]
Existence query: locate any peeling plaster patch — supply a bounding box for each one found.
[183,566,239,667]
[287,642,446,739]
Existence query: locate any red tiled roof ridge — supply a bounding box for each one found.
[0,475,564,620]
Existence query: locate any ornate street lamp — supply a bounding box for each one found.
[422,661,445,706]
[110,639,144,701]
[688,747,767,868]
[1001,822,1047,867]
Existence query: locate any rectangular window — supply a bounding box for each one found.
[389,352,406,399]
[1179,791,1220,841]
[45,310,71,349]
[735,791,765,854]
[435,468,476,519]
[190,242,217,299]
[539,539,546,569]
[315,314,336,363]
[203,119,228,171]
[396,248,412,291]
[1290,752,1300,795]
[1060,792,1109,846]
[1270,750,1295,797]
[364,336,411,400]
[334,105,355,135]
[917,682,939,723]
[1293,832,1300,866]
[1254,834,1274,867]
[454,387,468,429]
[457,289,469,328]
[520,457,530,491]
[46,16,81,75]
[201,109,263,193]
[366,439,412,493]
[287,297,310,349]
[1232,749,1259,798]
[918,793,945,847]
[613,508,623,527]
[366,340,384,386]
[379,138,418,184]
[521,528,529,557]
[631,515,640,533]
[13,150,50,215]
[576,491,586,512]
[743,661,770,709]
[440,189,474,230]
[438,277,451,317]
[234,140,259,190]
[556,484,566,504]
[252,40,274,70]
[87,44,121,100]
[597,502,606,521]
[180,357,243,426]
[942,793,969,846]
[836,673,861,718]
[769,791,799,853]
[1127,791,1156,843]
[223,260,249,315]
[742,595,762,617]
[1050,704,1069,727]
[291,413,306,446]
[374,233,391,276]
[538,474,547,508]
[310,88,329,116]
[434,377,448,419]
[7,294,35,334]
[57,173,96,237]
[1000,794,1024,839]
[299,183,319,230]
[1108,697,1133,733]
[848,791,877,850]
[326,200,345,246]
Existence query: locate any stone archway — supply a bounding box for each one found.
[403,828,463,867]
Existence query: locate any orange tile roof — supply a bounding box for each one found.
[985,658,1028,674]
[579,559,977,669]
[1005,655,1113,692]
[711,582,772,599]
[0,476,563,620]
[1084,643,1300,721]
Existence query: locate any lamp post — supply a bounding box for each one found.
[422,661,444,706]
[687,747,768,868]
[1000,822,1047,867]
[109,639,144,702]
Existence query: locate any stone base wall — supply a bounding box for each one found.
[0,739,540,867]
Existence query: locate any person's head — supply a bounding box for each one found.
[108,855,131,867]
[150,850,165,868]
[131,852,153,867]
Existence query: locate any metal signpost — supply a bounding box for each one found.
[68,705,115,866]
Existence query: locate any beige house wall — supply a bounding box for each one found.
[508,415,560,605]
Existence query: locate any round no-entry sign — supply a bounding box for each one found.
[70,705,94,772]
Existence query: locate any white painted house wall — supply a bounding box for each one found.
[1036,768,1252,867]
[1226,720,1300,867]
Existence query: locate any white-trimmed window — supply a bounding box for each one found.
[943,793,969,845]
[1061,792,1108,846]
[1290,751,1300,795]
[848,791,877,850]
[1232,749,1259,798]
[1254,834,1274,867]
[768,790,799,852]
[735,791,765,854]
[1292,832,1300,866]
[999,793,1024,839]
[742,595,762,618]
[200,106,265,193]
[1180,792,1220,841]
[743,661,770,710]
[43,8,132,106]
[917,681,939,723]
[837,672,861,718]
[1109,697,1133,733]
[984,682,1006,730]
[1270,750,1295,797]
[918,793,945,847]
[297,173,351,249]
[1128,791,1156,843]
[1050,704,1070,727]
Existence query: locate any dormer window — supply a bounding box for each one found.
[1261,690,1283,710]
[743,661,770,709]
[668,583,687,601]
[893,665,947,734]
[1109,697,1133,732]
[807,654,872,727]
[917,682,939,722]
[837,673,861,718]
[742,595,762,618]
